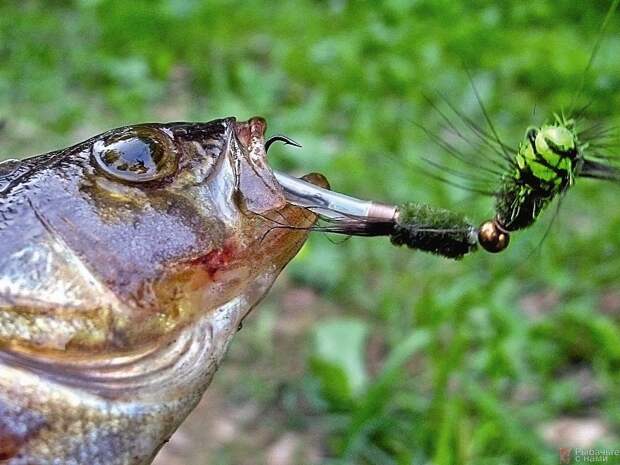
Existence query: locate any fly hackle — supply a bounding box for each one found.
[580,158,620,182]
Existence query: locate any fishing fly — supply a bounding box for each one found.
[271,0,620,260]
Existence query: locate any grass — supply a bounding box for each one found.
[2,1,620,464]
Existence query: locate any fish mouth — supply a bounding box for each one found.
[231,118,376,218]
[231,117,288,214]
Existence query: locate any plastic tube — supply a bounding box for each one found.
[274,171,396,221]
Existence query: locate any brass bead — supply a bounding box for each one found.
[478,220,510,253]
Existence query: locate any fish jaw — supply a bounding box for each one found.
[0,271,282,465]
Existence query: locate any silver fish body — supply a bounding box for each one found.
[0,117,319,464]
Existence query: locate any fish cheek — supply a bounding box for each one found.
[150,202,316,329]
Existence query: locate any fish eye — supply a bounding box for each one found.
[92,127,179,183]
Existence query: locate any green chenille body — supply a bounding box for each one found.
[391,202,477,259]
[495,117,582,231]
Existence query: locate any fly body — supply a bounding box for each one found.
[496,116,582,231]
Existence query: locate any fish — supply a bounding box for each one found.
[0,116,324,465]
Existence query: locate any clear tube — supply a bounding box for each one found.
[274,171,396,220]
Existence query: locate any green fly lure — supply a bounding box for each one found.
[275,1,620,260]
[276,104,618,260]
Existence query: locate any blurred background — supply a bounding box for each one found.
[2,1,620,464]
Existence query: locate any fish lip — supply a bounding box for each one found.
[228,117,288,214]
[232,116,265,148]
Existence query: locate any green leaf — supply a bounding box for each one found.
[311,318,370,404]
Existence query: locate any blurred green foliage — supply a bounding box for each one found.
[2,1,620,464]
